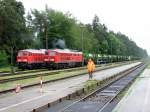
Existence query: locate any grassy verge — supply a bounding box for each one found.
[0,67,47,73]
[0,67,11,72]
[0,70,87,91]
[0,71,59,80]
[83,77,111,94]
[83,80,99,93]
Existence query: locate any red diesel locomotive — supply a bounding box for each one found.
[17,49,46,69]
[16,49,83,69]
[44,49,83,69]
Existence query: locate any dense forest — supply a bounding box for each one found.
[0,0,148,66]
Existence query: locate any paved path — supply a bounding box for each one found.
[113,67,150,112]
[0,62,141,112]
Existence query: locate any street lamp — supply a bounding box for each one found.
[45,5,49,50]
[44,12,50,50]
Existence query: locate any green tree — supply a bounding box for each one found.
[92,15,109,54]
[0,50,8,66]
[30,8,76,49]
[0,0,33,64]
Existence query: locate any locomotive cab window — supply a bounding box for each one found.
[18,52,28,56]
[18,52,23,56]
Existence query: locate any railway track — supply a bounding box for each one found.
[0,63,125,83]
[0,62,137,94]
[0,69,47,76]
[0,64,104,77]
[55,63,146,112]
[0,66,94,83]
[0,61,134,77]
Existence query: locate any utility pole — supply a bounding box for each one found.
[45,5,48,50]
[11,47,14,74]
[81,28,83,54]
[80,26,84,66]
[45,26,48,50]
[110,39,112,63]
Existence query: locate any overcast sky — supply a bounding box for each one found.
[18,0,150,55]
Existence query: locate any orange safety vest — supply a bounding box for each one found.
[87,61,95,72]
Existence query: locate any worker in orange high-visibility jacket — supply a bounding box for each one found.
[87,58,95,79]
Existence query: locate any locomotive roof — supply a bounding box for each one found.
[19,49,46,54]
[48,49,82,54]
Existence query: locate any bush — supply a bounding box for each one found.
[0,50,8,67]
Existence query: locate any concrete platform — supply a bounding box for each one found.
[0,62,141,112]
[113,67,150,112]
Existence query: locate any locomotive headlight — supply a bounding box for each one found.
[23,59,27,62]
[44,59,49,61]
[50,58,54,61]
[17,59,21,62]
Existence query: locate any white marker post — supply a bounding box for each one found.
[15,84,21,93]
[40,75,43,93]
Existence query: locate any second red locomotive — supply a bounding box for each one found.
[44,49,83,69]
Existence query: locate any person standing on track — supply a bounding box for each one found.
[87,58,95,79]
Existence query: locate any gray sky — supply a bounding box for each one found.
[19,0,150,54]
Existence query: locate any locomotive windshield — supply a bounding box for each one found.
[49,51,56,56]
[18,52,29,56]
